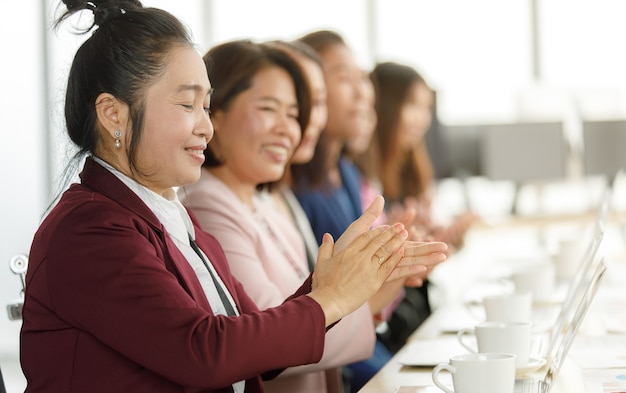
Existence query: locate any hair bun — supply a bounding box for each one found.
[59,0,143,27]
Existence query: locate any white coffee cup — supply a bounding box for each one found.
[555,238,581,281]
[457,321,531,367]
[511,264,555,302]
[432,353,516,393]
[483,292,532,322]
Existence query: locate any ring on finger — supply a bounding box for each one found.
[377,255,385,265]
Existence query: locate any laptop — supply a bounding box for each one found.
[533,186,610,361]
[515,259,607,393]
[531,217,604,361]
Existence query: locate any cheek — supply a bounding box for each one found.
[326,85,348,108]
[312,107,328,130]
[289,123,302,148]
[292,145,313,164]
[219,113,259,149]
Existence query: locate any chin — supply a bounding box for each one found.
[182,169,202,186]
[261,170,285,184]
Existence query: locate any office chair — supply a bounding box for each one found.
[0,365,6,393]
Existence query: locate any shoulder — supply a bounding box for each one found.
[178,170,255,219]
[42,183,149,234]
[29,183,165,283]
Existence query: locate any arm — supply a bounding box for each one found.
[190,194,376,375]
[194,196,376,375]
[39,202,327,389]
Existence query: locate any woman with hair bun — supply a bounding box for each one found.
[19,1,421,392]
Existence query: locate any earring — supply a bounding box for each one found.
[114,130,122,149]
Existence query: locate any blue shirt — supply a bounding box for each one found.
[294,157,363,244]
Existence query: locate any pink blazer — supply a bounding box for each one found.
[179,169,376,393]
[21,158,327,393]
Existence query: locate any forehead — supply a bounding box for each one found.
[300,58,325,82]
[153,45,211,93]
[320,44,359,74]
[407,81,433,104]
[249,65,295,91]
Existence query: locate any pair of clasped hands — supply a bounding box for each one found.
[308,195,449,327]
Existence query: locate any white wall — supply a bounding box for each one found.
[0,0,46,357]
[0,1,46,390]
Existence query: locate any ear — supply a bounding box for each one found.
[95,93,130,141]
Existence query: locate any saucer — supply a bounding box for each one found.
[516,357,547,376]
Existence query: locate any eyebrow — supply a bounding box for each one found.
[258,96,299,109]
[176,84,214,96]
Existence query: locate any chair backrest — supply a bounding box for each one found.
[0,364,7,393]
[582,119,626,179]
[481,121,567,182]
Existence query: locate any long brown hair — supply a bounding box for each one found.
[290,30,347,192]
[367,62,435,203]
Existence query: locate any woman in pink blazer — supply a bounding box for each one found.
[178,40,448,393]
[20,1,419,392]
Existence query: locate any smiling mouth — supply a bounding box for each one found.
[185,147,207,159]
[264,145,290,160]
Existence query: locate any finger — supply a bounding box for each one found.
[370,224,409,266]
[377,244,404,277]
[312,233,335,290]
[334,199,385,254]
[386,263,427,281]
[344,196,385,241]
[360,195,385,227]
[395,206,416,229]
[404,275,424,287]
[399,252,447,269]
[318,232,334,262]
[402,242,448,257]
[353,225,389,252]
[407,225,425,242]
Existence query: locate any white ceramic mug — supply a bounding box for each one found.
[432,353,517,393]
[483,292,532,322]
[457,321,531,367]
[511,264,555,302]
[555,238,581,281]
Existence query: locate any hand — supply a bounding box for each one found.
[403,196,432,228]
[308,223,409,326]
[429,212,478,251]
[386,241,448,283]
[368,240,447,314]
[333,195,385,254]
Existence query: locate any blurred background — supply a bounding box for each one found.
[3,0,626,390]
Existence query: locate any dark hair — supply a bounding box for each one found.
[298,30,346,56]
[369,61,434,201]
[53,0,193,191]
[202,40,311,170]
[290,30,349,192]
[266,39,323,69]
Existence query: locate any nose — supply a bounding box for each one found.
[197,111,215,144]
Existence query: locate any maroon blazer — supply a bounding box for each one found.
[20,158,327,393]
